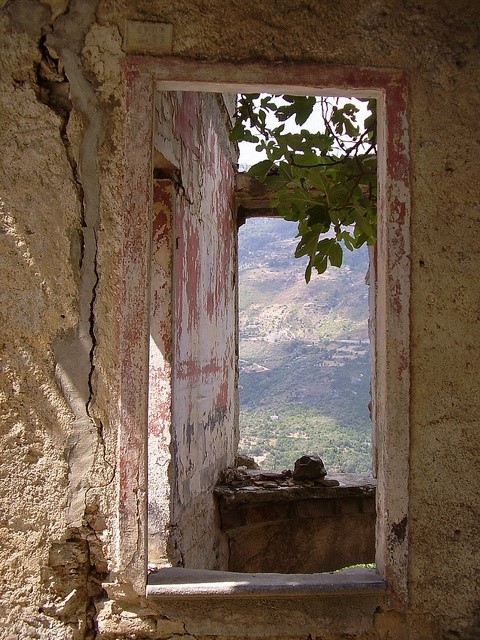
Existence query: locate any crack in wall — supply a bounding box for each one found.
[31,0,108,530]
[30,5,116,637]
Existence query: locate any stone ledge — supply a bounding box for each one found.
[214,473,376,531]
[146,567,385,599]
[214,473,376,506]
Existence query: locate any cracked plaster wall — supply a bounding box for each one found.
[1,0,121,637]
[0,1,479,639]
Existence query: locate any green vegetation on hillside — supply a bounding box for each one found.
[237,217,372,473]
[240,407,371,473]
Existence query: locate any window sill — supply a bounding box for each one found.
[146,567,385,599]
[146,568,386,635]
[214,473,376,573]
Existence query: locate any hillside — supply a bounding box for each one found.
[237,217,372,473]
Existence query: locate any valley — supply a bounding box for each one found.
[237,217,373,473]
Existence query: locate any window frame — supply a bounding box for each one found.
[119,58,410,605]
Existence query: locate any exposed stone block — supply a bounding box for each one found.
[244,501,293,526]
[96,600,158,638]
[361,497,376,514]
[124,20,173,55]
[294,498,337,519]
[216,480,376,572]
[336,497,362,515]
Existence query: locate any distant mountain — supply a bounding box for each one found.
[237,217,372,473]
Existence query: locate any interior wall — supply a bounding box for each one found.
[152,91,238,570]
[148,177,174,567]
[0,1,479,638]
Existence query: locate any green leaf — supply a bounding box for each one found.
[241,130,260,144]
[295,230,320,258]
[305,204,330,228]
[305,169,329,192]
[345,119,359,138]
[229,119,246,142]
[304,262,312,283]
[292,150,321,166]
[329,242,343,267]
[247,160,275,181]
[337,230,356,251]
[294,96,316,126]
[313,254,328,275]
[276,104,297,121]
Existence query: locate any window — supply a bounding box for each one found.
[237,218,372,474]
[119,58,410,606]
[236,93,374,475]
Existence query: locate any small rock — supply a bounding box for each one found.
[258,471,285,480]
[320,478,340,487]
[293,454,327,480]
[235,454,259,469]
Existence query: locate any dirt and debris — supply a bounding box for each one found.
[218,455,340,489]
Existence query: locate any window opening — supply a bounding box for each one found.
[121,59,410,601]
[147,89,377,575]
[223,94,376,574]
[234,94,375,475]
[237,216,372,475]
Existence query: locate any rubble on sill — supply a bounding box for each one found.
[214,468,376,505]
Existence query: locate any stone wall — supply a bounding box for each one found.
[1,1,479,639]
[215,475,376,573]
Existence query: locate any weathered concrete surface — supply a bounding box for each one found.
[0,1,121,636]
[146,567,386,637]
[147,566,385,598]
[1,1,479,639]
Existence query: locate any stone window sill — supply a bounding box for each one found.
[146,568,385,635]
[146,567,385,599]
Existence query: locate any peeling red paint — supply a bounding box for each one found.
[173,92,198,156]
[216,375,230,408]
[176,357,223,379]
[153,179,173,238]
[392,280,403,315]
[206,290,215,317]
[149,179,173,441]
